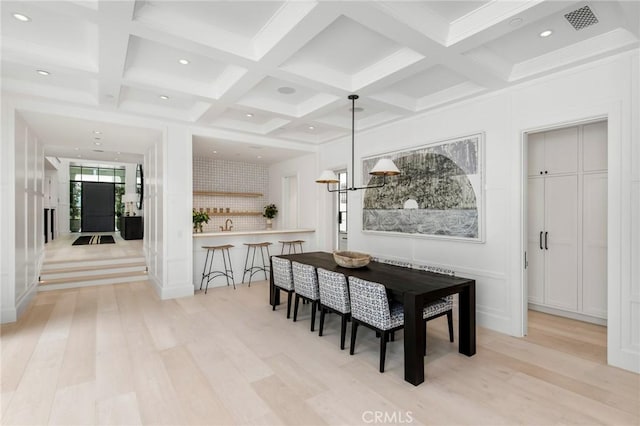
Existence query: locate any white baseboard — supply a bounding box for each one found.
[2,280,37,323]
[149,273,194,300]
[160,283,195,300]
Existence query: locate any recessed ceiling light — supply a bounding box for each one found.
[351,107,364,113]
[178,58,190,65]
[245,113,254,118]
[257,155,262,159]
[212,150,217,154]
[77,155,82,158]
[117,151,121,154]
[74,147,79,151]
[36,70,50,76]
[94,142,102,146]
[159,95,169,100]
[509,18,523,27]
[539,29,553,38]
[277,86,296,95]
[13,13,31,22]
[93,130,101,135]
[308,125,315,130]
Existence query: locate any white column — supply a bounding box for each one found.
[154,125,193,299]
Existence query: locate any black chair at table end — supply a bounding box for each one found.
[317,268,351,350]
[413,264,455,354]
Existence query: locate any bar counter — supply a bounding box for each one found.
[192,228,315,289]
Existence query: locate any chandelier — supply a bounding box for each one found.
[315,94,400,193]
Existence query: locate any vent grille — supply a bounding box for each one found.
[564,5,599,30]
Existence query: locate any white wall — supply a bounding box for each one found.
[308,51,639,373]
[1,105,44,322]
[269,153,320,248]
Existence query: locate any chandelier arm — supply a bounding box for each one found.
[342,175,388,192]
[326,183,343,193]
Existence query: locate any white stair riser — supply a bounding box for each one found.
[38,275,148,292]
[41,265,147,280]
[42,257,146,270]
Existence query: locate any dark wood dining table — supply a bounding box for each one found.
[269,251,476,386]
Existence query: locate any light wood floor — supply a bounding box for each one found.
[43,232,143,263]
[1,279,638,425]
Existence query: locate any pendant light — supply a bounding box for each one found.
[316,94,400,192]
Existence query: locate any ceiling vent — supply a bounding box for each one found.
[564,5,599,31]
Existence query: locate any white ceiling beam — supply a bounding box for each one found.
[97,0,136,108]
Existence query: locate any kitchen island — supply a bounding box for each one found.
[192,229,315,289]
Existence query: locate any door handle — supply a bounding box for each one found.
[539,232,543,250]
[544,232,548,250]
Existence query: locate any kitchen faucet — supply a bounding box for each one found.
[220,218,233,231]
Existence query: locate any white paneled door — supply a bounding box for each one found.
[527,120,607,323]
[544,175,578,311]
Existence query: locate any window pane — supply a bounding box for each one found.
[115,184,125,230]
[82,167,98,182]
[70,166,82,181]
[338,171,348,233]
[114,168,125,184]
[70,182,82,232]
[98,168,115,183]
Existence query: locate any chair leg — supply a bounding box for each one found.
[447,310,454,342]
[293,295,300,322]
[319,308,326,336]
[286,292,293,319]
[380,330,388,373]
[340,315,348,350]
[349,321,359,355]
[390,331,395,342]
[310,300,317,332]
[272,287,278,311]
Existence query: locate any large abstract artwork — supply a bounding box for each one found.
[362,133,484,241]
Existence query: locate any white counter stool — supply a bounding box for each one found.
[279,240,304,254]
[200,244,236,293]
[242,242,272,286]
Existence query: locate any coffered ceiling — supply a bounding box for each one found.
[2,0,638,163]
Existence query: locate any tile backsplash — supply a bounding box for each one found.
[193,157,269,232]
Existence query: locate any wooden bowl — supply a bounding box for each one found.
[333,251,371,268]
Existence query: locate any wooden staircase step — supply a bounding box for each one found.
[39,270,148,286]
[40,261,147,275]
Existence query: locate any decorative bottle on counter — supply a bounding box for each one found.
[266,219,273,229]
